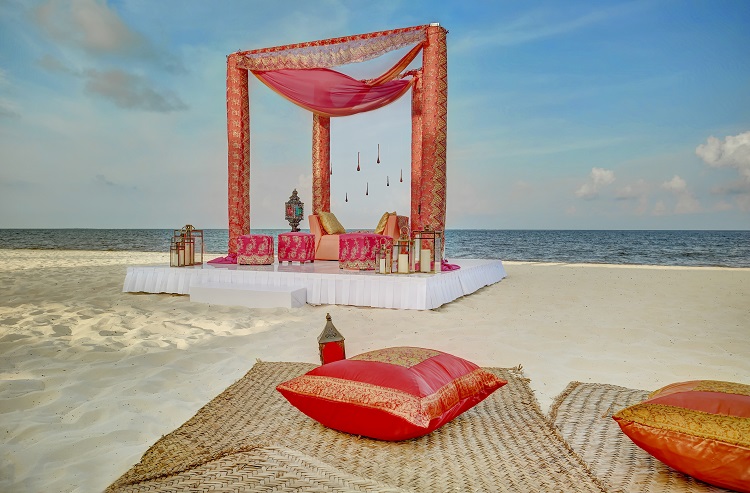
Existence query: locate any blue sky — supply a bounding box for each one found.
[1,0,748,230]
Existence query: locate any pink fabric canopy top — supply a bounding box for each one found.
[253,68,413,117]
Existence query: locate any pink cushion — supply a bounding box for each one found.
[236,234,274,265]
[277,347,507,441]
[338,233,392,270]
[278,232,315,263]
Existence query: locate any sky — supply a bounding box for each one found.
[1,0,749,230]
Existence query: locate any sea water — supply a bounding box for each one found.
[0,229,748,268]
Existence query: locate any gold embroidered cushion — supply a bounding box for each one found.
[374,211,396,234]
[317,211,346,234]
[276,347,506,441]
[612,380,750,492]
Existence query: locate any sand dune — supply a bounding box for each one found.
[1,249,748,492]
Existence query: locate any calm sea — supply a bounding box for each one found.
[0,229,748,268]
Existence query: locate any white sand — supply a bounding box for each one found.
[1,249,748,492]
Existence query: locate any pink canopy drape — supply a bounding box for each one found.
[253,68,414,117]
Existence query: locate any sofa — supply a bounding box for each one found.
[309,212,409,261]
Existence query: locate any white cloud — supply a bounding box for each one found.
[696,131,750,212]
[83,69,188,112]
[661,175,701,214]
[34,0,146,56]
[575,167,615,199]
[695,131,750,181]
[661,175,687,192]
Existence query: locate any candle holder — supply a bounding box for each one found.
[376,245,393,274]
[285,189,304,232]
[170,225,203,267]
[393,227,413,274]
[412,227,443,274]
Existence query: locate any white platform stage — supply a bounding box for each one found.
[122,259,506,310]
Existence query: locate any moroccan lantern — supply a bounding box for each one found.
[317,313,345,365]
[285,189,304,232]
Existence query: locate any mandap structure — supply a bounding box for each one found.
[226,24,447,255]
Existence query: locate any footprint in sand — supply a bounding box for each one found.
[53,325,72,336]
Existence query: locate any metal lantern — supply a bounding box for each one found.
[285,189,304,232]
[317,313,345,364]
[393,227,413,274]
[376,244,393,274]
[170,224,203,267]
[413,227,444,273]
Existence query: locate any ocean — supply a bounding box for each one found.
[0,229,748,268]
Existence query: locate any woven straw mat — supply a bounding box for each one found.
[548,381,736,493]
[107,362,608,493]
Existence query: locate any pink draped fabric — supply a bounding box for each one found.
[253,68,413,117]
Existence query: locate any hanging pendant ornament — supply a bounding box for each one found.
[357,152,360,172]
[400,169,403,183]
[377,144,380,164]
[330,161,333,175]
[387,175,390,186]
[345,192,348,203]
[366,182,369,196]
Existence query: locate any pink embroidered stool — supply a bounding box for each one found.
[236,234,274,265]
[278,232,315,264]
[338,233,393,270]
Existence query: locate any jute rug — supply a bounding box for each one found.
[549,381,734,493]
[106,362,607,493]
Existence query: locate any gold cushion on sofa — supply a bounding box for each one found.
[374,211,396,234]
[318,212,346,235]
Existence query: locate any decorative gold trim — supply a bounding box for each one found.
[614,403,750,448]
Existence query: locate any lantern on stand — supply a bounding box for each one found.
[317,313,346,364]
[285,189,304,232]
[413,227,443,273]
[393,227,413,274]
[170,225,203,267]
[375,244,393,274]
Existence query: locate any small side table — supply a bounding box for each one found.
[236,234,274,265]
[278,232,315,264]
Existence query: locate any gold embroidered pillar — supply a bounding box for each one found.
[410,69,424,232]
[312,114,331,214]
[419,24,448,238]
[226,54,250,254]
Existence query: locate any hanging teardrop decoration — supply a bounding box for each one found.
[387,175,390,186]
[357,152,360,171]
[377,144,380,164]
[366,182,369,196]
[330,161,333,175]
[345,192,348,202]
[400,169,403,182]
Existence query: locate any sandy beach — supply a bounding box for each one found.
[1,249,748,492]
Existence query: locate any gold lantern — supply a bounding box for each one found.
[170,225,204,267]
[317,313,345,364]
[375,244,393,274]
[393,227,413,274]
[413,227,443,274]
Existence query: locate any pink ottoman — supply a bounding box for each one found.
[278,232,315,264]
[339,233,393,270]
[236,234,274,265]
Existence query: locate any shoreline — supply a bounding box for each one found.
[1,250,748,492]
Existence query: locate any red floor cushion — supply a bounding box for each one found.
[277,347,506,441]
[613,380,750,492]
